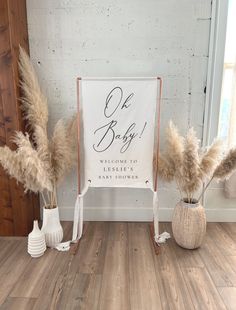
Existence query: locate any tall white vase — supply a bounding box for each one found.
[28,220,46,258]
[42,206,63,248]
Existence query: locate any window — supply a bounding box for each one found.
[218,0,236,146]
[203,0,229,146]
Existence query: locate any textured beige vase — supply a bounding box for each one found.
[172,199,206,249]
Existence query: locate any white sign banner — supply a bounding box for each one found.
[81,77,159,189]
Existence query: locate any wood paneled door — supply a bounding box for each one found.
[0,0,39,236]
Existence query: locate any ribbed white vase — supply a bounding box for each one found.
[42,206,63,248]
[28,220,46,258]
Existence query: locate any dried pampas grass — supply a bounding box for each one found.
[0,48,78,208]
[165,121,184,180]
[182,128,201,197]
[32,125,51,165]
[0,133,53,193]
[214,148,236,180]
[199,140,223,179]
[198,148,236,201]
[158,121,184,184]
[12,132,53,193]
[158,121,233,203]
[50,118,77,183]
[0,146,24,185]
[158,153,175,182]
[66,115,78,161]
[19,46,48,132]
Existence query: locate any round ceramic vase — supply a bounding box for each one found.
[41,206,63,248]
[172,199,206,249]
[28,220,46,258]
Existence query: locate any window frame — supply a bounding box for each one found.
[203,0,229,146]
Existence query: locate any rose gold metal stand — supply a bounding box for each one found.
[69,77,82,255]
[73,77,163,256]
[149,77,162,255]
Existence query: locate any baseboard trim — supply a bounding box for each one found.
[205,209,236,222]
[58,206,236,222]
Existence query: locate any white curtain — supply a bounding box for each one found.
[225,61,236,198]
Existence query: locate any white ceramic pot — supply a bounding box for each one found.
[172,199,206,249]
[42,206,63,248]
[28,220,46,258]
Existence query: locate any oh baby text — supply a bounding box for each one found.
[93,86,147,153]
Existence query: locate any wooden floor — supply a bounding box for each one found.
[0,222,236,310]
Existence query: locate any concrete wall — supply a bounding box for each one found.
[26,0,236,222]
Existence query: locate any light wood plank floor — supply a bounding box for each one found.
[0,222,236,310]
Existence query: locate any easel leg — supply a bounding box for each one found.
[69,223,85,255]
[149,221,161,255]
[70,239,81,255]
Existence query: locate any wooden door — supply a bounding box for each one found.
[0,0,40,236]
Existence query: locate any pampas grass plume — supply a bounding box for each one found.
[19,46,48,132]
[0,146,24,185]
[199,139,223,179]
[158,153,175,182]
[0,48,77,207]
[166,121,184,177]
[0,132,53,193]
[214,148,236,180]
[158,121,184,183]
[50,118,77,183]
[182,128,201,195]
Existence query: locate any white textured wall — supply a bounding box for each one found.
[26,0,236,222]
